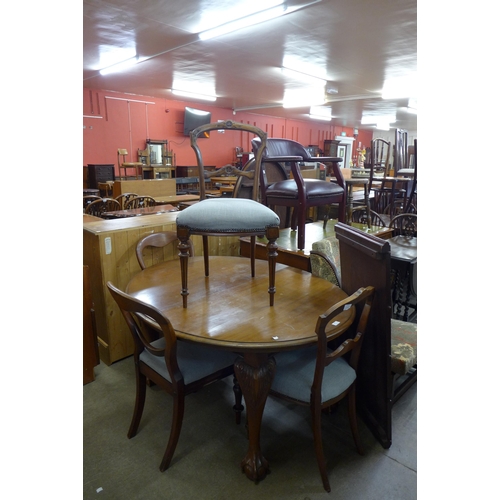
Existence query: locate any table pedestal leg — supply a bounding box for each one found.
[234,353,276,482]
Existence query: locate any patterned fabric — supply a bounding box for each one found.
[310,236,341,287]
[390,319,417,375]
[311,236,417,377]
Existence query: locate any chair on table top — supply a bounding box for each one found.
[115,193,139,209]
[176,121,280,308]
[309,235,417,406]
[251,137,346,251]
[85,198,120,217]
[136,231,194,270]
[117,148,143,180]
[83,195,101,211]
[124,196,156,210]
[106,282,243,472]
[270,286,375,493]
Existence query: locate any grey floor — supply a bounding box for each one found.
[83,357,416,500]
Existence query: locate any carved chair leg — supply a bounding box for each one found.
[311,395,330,493]
[266,226,279,306]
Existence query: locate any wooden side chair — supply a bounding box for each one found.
[136,231,193,270]
[309,235,417,406]
[124,196,156,210]
[106,282,242,472]
[117,148,142,180]
[176,121,280,308]
[270,286,375,492]
[115,192,139,209]
[85,198,120,217]
[83,195,101,211]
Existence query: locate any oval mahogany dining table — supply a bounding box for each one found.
[126,255,355,482]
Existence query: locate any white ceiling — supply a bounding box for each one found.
[83,0,417,131]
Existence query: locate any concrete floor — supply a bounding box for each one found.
[83,356,416,499]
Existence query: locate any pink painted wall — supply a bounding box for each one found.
[83,88,372,175]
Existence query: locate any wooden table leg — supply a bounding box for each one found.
[234,353,276,482]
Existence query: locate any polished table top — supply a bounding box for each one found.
[126,256,354,352]
[126,255,354,482]
[387,235,417,264]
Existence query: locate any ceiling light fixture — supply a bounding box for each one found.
[99,55,140,76]
[199,3,287,41]
[309,114,332,121]
[171,89,217,101]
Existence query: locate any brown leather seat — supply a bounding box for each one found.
[252,137,345,250]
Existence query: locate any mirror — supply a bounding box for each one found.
[146,139,171,166]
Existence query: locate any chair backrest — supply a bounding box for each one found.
[85,198,121,216]
[106,282,180,377]
[83,195,102,210]
[351,207,387,227]
[394,129,408,174]
[190,121,268,201]
[368,138,391,188]
[312,286,375,397]
[136,231,193,270]
[115,192,139,209]
[389,213,417,237]
[117,149,128,167]
[124,196,156,209]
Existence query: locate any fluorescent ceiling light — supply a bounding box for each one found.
[382,75,417,99]
[283,88,325,108]
[99,55,139,76]
[376,123,392,131]
[361,114,396,125]
[309,114,331,121]
[171,89,217,101]
[199,3,287,41]
[309,106,332,120]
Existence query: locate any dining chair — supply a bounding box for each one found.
[176,121,281,308]
[270,286,375,492]
[106,282,242,472]
[117,148,143,180]
[124,195,157,209]
[309,235,417,407]
[83,195,101,211]
[115,192,139,209]
[85,198,121,217]
[350,207,386,227]
[251,137,346,250]
[136,231,194,270]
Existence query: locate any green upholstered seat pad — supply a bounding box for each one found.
[272,345,356,403]
[390,319,417,375]
[139,338,237,385]
[310,236,341,287]
[176,198,280,233]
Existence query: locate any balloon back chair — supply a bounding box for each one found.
[176,121,280,308]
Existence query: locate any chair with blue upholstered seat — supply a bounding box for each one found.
[176,121,280,308]
[270,286,375,493]
[106,281,242,472]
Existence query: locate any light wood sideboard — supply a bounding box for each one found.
[83,213,241,364]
